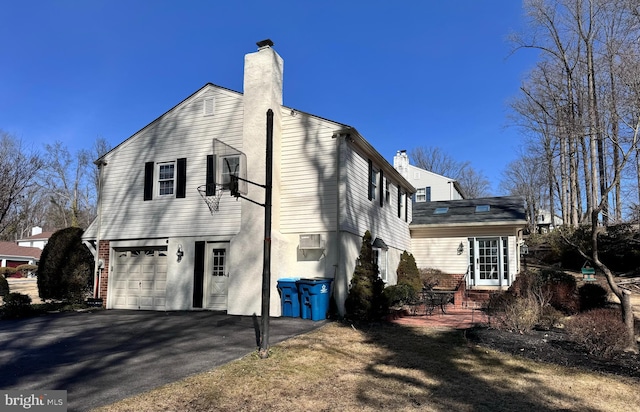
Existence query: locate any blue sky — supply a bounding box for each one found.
[0,1,537,194]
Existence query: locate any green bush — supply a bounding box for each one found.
[345,231,387,321]
[2,292,32,319]
[37,227,95,303]
[578,283,608,312]
[382,284,416,308]
[0,275,9,297]
[0,267,18,278]
[15,264,38,278]
[396,251,422,293]
[566,308,629,359]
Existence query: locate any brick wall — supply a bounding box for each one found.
[97,240,110,307]
[435,273,465,290]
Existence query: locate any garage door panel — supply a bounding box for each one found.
[111,248,167,310]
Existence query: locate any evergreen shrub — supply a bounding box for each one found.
[0,275,9,297]
[345,231,387,321]
[37,227,94,303]
[578,283,608,312]
[2,292,32,319]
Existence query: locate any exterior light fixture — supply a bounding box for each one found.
[177,244,184,262]
[457,242,464,255]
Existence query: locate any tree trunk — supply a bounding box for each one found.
[591,210,637,352]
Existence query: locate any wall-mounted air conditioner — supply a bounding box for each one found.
[299,234,324,249]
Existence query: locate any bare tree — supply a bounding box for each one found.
[0,131,43,239]
[410,145,490,197]
[500,150,547,233]
[40,142,93,228]
[513,0,640,351]
[410,146,470,178]
[457,168,492,198]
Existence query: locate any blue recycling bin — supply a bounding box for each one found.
[277,278,301,317]
[297,278,333,321]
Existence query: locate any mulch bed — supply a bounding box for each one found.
[465,326,640,379]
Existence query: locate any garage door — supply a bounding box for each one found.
[112,248,168,310]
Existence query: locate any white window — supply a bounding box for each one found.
[373,248,388,282]
[385,181,391,204]
[371,169,379,201]
[220,155,240,190]
[157,162,175,196]
[416,188,426,202]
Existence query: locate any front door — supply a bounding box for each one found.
[204,244,228,310]
[469,237,508,287]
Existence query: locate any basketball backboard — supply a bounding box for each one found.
[212,139,248,196]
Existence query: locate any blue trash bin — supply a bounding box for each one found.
[277,278,300,317]
[297,278,333,321]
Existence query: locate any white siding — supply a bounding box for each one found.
[98,86,244,240]
[341,146,411,252]
[408,165,461,201]
[280,110,339,233]
[411,237,469,273]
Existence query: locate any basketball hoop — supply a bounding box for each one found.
[197,184,224,214]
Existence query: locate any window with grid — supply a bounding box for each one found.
[370,169,378,201]
[221,155,240,189]
[158,162,175,196]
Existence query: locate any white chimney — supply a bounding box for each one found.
[393,150,409,179]
[31,226,43,236]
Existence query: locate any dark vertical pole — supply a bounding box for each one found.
[259,109,274,359]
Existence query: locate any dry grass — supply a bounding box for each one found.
[94,322,640,412]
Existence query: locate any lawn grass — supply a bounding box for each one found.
[93,322,640,412]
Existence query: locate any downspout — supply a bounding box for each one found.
[334,132,344,316]
[93,160,106,299]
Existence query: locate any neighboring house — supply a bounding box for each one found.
[534,209,563,233]
[393,150,465,202]
[410,196,527,291]
[82,40,415,316]
[0,242,41,271]
[17,227,53,250]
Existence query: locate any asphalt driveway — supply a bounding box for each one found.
[0,310,326,411]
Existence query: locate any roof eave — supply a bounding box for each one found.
[334,127,416,193]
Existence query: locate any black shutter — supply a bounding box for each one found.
[367,159,373,200]
[379,170,384,207]
[193,241,205,308]
[176,158,187,198]
[144,162,154,201]
[206,155,216,196]
[405,192,409,222]
[397,187,402,218]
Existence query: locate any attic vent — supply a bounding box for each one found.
[203,97,215,116]
[300,234,323,249]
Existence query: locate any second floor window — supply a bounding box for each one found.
[370,169,379,201]
[158,162,175,196]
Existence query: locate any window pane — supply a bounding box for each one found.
[159,164,174,180]
[221,156,240,186]
[159,180,174,195]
